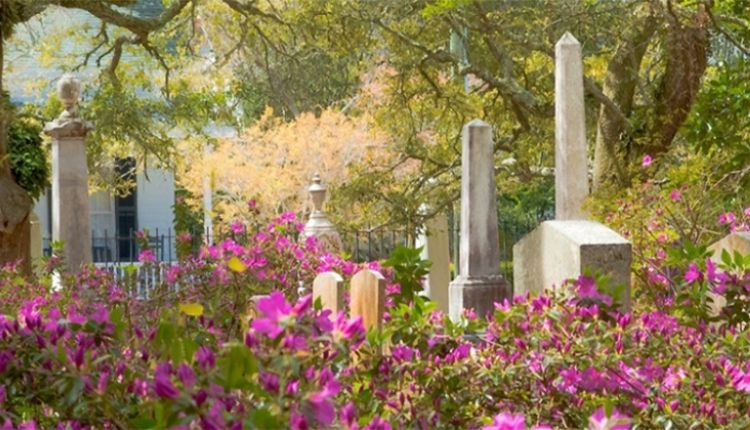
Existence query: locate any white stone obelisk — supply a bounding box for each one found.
[449,120,509,319]
[44,74,92,271]
[555,32,589,220]
[513,33,632,310]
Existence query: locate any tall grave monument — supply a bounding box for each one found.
[44,74,93,270]
[513,33,632,308]
[449,120,510,319]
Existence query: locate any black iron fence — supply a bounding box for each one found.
[42,214,549,282]
[44,229,182,264]
[448,218,545,283]
[340,227,412,263]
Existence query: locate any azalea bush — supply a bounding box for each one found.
[0,196,748,429]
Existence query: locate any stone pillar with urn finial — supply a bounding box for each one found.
[44,74,93,271]
[303,174,342,250]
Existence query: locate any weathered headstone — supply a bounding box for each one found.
[312,271,345,314]
[707,231,750,315]
[304,174,342,250]
[555,32,589,220]
[350,269,385,330]
[512,33,632,309]
[449,120,509,319]
[513,221,632,308]
[416,211,451,313]
[44,74,92,271]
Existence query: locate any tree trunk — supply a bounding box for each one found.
[650,7,709,155]
[0,30,34,274]
[592,12,659,192]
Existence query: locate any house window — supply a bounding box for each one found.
[115,158,138,261]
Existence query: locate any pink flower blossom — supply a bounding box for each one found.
[341,402,357,428]
[195,346,216,370]
[176,363,196,389]
[718,212,736,225]
[483,412,525,430]
[588,407,631,430]
[308,391,336,425]
[641,155,652,168]
[153,363,179,399]
[669,189,681,202]
[252,292,292,338]
[138,249,156,263]
[684,263,702,284]
[573,276,613,306]
[230,221,245,234]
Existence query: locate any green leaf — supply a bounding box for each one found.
[217,343,257,389]
[130,416,158,430]
[247,408,282,429]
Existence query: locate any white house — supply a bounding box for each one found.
[33,163,176,262]
[10,3,178,262]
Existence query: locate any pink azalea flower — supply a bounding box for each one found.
[669,189,681,202]
[744,206,750,218]
[574,276,613,306]
[138,249,156,264]
[230,221,245,234]
[684,263,702,284]
[363,417,392,430]
[91,304,110,326]
[195,346,216,370]
[341,402,357,428]
[18,421,37,430]
[641,155,652,168]
[734,371,750,392]
[260,371,280,393]
[153,363,179,399]
[308,391,336,426]
[483,412,525,430]
[718,212,736,225]
[176,363,196,389]
[290,411,307,430]
[588,407,632,430]
[252,292,292,338]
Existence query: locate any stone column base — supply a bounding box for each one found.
[449,275,510,320]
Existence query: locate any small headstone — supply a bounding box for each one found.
[449,120,510,319]
[707,231,750,315]
[417,212,451,313]
[312,271,345,314]
[555,32,589,220]
[350,269,385,330]
[710,231,750,258]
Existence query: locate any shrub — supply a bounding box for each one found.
[0,203,748,428]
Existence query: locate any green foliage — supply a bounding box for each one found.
[382,245,431,305]
[685,58,750,180]
[173,188,204,259]
[8,110,49,201]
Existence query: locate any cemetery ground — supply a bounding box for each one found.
[1,2,750,429]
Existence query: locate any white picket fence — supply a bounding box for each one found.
[94,262,175,299]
